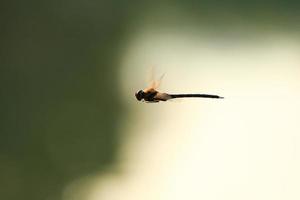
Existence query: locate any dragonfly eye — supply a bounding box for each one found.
[135,90,144,101]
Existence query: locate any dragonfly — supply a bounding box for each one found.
[135,72,224,103]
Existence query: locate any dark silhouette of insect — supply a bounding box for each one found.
[135,73,223,103]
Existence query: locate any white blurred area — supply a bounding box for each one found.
[64,27,300,200]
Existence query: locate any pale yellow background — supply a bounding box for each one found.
[64,14,300,200]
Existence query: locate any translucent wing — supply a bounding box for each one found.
[154,73,165,88]
[147,66,155,87]
[144,67,165,92]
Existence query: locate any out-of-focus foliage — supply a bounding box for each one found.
[0,1,133,199]
[0,1,299,200]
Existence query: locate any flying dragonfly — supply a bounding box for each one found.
[135,73,224,103]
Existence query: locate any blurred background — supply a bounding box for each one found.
[1,1,300,200]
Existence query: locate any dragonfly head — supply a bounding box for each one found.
[135,90,144,101]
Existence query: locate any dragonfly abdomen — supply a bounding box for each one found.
[169,94,224,99]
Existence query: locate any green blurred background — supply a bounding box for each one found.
[1,1,300,200]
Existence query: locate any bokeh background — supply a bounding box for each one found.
[1,1,300,200]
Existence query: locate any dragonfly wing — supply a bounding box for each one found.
[144,73,165,92]
[145,67,165,90]
[146,66,156,88]
[154,73,165,89]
